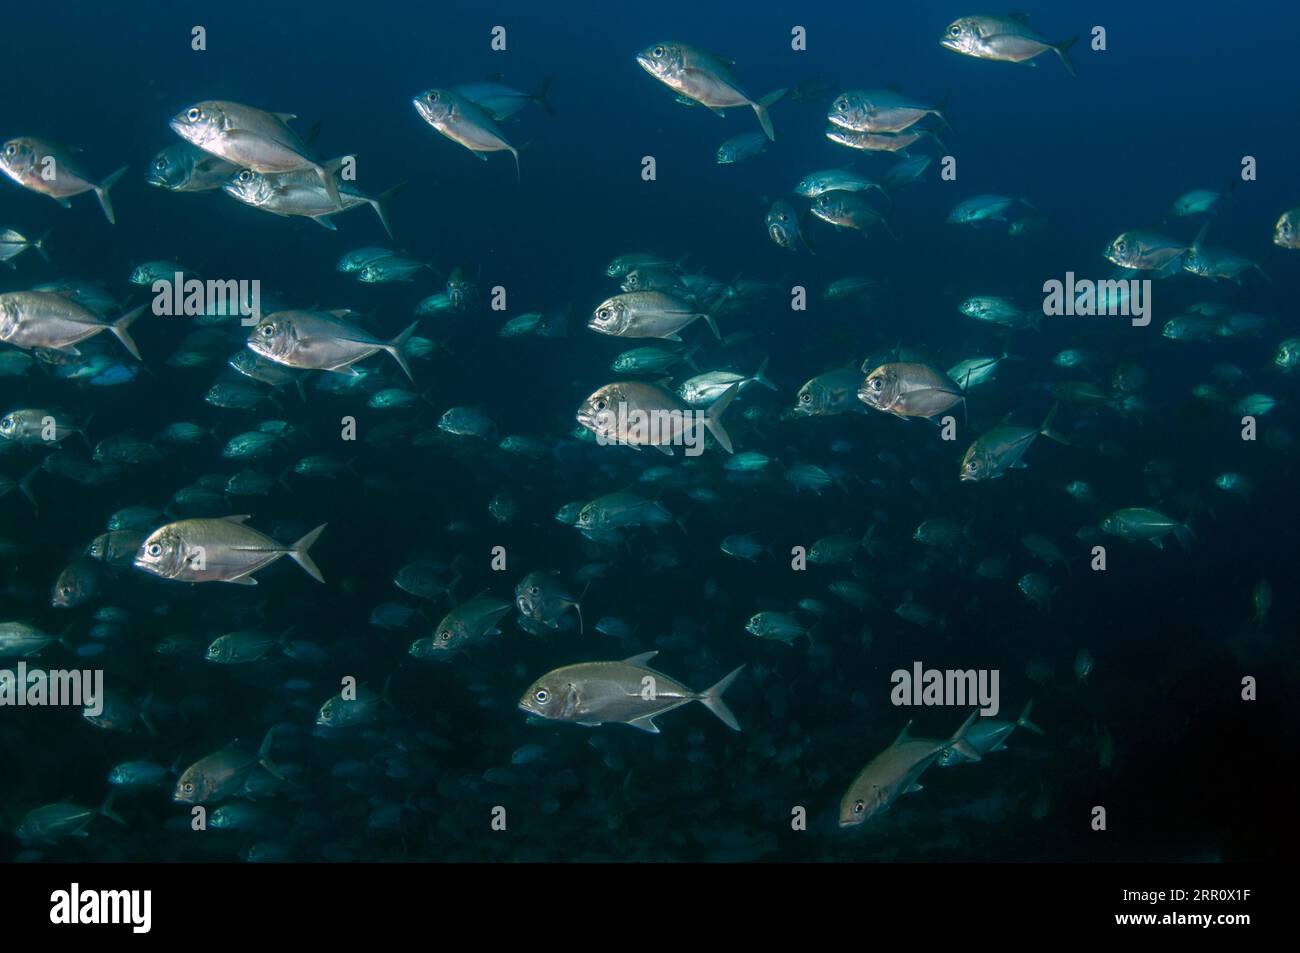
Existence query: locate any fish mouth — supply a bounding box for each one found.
[634,53,655,73]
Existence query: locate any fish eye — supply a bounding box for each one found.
[260,324,275,336]
[1115,240,1126,253]
[597,308,611,320]
[853,799,865,814]
[870,378,882,391]
[949,25,961,36]
[438,630,451,642]
[3,145,14,157]
[186,107,201,122]
[147,543,162,557]
[534,689,549,703]
[154,158,166,170]
[836,100,847,111]
[800,393,812,403]
[594,398,607,411]
[529,586,540,596]
[238,170,253,183]
[653,46,665,57]
[182,782,194,793]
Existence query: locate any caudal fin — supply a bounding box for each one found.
[751,356,777,391]
[946,710,982,762]
[98,791,127,826]
[1017,700,1045,735]
[753,88,787,141]
[703,382,739,454]
[33,228,52,263]
[256,726,287,780]
[369,182,407,241]
[94,167,128,225]
[1054,36,1079,77]
[532,75,557,116]
[288,523,328,583]
[110,305,145,360]
[699,664,744,731]
[384,321,419,382]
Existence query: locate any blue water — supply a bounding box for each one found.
[1,0,1297,862]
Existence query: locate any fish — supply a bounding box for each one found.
[223,168,403,240]
[793,169,889,199]
[936,702,1045,766]
[940,14,1078,75]
[716,132,769,164]
[959,405,1065,481]
[519,652,743,733]
[794,366,870,416]
[827,89,949,133]
[173,728,283,804]
[0,227,51,267]
[0,138,127,223]
[589,291,719,341]
[839,713,982,826]
[1273,208,1300,249]
[636,42,786,140]
[145,141,239,192]
[169,100,343,208]
[413,88,522,182]
[0,291,144,360]
[858,363,964,419]
[766,199,814,252]
[1099,508,1194,550]
[576,381,738,454]
[133,515,327,585]
[247,310,416,382]
[453,76,556,120]
[422,596,513,656]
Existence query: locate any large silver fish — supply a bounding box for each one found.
[519,651,743,733]
[412,88,521,181]
[169,100,342,208]
[134,515,326,585]
[0,138,126,224]
[636,42,786,140]
[247,310,416,381]
[223,167,402,239]
[0,291,143,359]
[940,14,1077,75]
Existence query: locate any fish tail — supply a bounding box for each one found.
[699,664,744,731]
[33,228,52,263]
[934,90,953,132]
[1054,35,1079,77]
[533,75,557,116]
[17,463,39,511]
[98,791,127,826]
[110,306,145,361]
[256,726,286,780]
[703,382,739,454]
[701,311,722,341]
[94,166,128,225]
[511,147,521,186]
[1040,402,1069,444]
[1018,700,1046,735]
[946,710,982,762]
[753,88,786,141]
[1173,520,1195,551]
[752,355,777,391]
[288,523,328,583]
[370,181,407,241]
[384,321,419,382]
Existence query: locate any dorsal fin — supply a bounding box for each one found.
[624,651,658,667]
[222,515,252,524]
[893,720,913,744]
